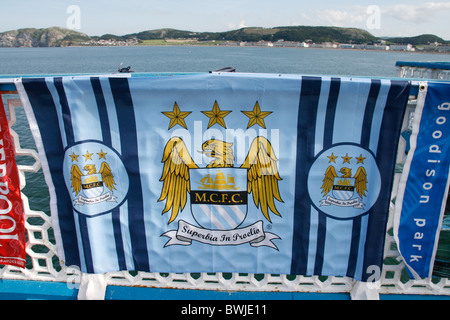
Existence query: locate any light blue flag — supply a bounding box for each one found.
[17,73,410,281]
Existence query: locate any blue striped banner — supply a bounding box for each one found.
[395,82,450,279]
[18,73,409,280]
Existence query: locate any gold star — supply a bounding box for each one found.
[342,153,352,164]
[356,154,366,164]
[327,153,337,163]
[241,101,272,129]
[83,151,93,161]
[162,102,192,130]
[69,152,79,162]
[97,150,107,159]
[201,100,231,129]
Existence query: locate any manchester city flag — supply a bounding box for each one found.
[16,73,410,281]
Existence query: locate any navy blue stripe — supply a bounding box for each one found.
[22,78,81,267]
[53,77,75,146]
[54,77,95,273]
[90,77,126,270]
[323,77,341,149]
[345,79,382,278]
[78,216,94,273]
[313,213,327,275]
[312,77,341,275]
[111,208,127,270]
[346,216,362,278]
[90,77,112,146]
[361,80,410,281]
[109,77,150,272]
[360,80,382,148]
[291,76,322,275]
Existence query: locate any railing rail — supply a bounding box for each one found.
[396,61,450,80]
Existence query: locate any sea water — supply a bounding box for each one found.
[0,45,449,76]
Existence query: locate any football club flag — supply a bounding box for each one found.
[17,73,410,281]
[395,81,450,279]
[0,92,26,268]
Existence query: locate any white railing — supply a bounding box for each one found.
[397,67,450,80]
[0,89,449,298]
[396,61,450,80]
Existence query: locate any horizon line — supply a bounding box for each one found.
[1,25,448,41]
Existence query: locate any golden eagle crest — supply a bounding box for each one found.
[321,166,367,199]
[319,164,368,210]
[158,136,283,224]
[307,146,382,219]
[70,162,117,204]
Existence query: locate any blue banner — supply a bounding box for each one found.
[17,73,410,281]
[395,82,450,279]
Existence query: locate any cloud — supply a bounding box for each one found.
[384,2,450,23]
[303,3,450,38]
[227,12,248,30]
[228,20,247,29]
[320,8,365,27]
[313,2,450,27]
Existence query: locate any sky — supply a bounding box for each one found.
[1,0,450,40]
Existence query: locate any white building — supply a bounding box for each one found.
[389,44,414,51]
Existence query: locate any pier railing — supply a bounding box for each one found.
[396,61,450,80]
[0,74,449,299]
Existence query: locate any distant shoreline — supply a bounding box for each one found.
[1,26,449,53]
[2,43,448,55]
[140,43,450,54]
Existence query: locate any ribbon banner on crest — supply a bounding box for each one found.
[17,73,411,281]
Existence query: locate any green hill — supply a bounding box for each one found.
[382,34,448,45]
[213,26,377,44]
[133,26,378,44]
[0,26,380,47]
[0,27,90,47]
[0,26,447,47]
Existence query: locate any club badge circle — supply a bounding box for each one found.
[63,141,129,217]
[307,144,381,220]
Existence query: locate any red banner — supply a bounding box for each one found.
[0,93,25,268]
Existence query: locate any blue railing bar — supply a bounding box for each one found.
[396,61,450,70]
[0,74,436,96]
[0,72,202,79]
[0,279,449,300]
